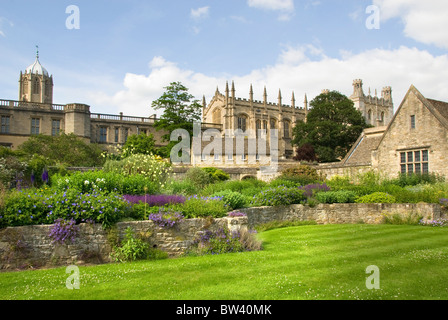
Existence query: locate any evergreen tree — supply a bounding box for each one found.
[292,91,369,163]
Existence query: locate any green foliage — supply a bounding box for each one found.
[110,227,166,263]
[250,186,306,207]
[190,227,262,256]
[200,179,266,196]
[103,154,172,190]
[170,196,228,219]
[382,212,423,225]
[1,187,130,229]
[211,190,247,210]
[315,190,358,204]
[152,82,202,144]
[292,91,369,163]
[18,133,104,167]
[355,192,397,204]
[202,167,230,182]
[52,171,159,195]
[387,173,445,187]
[121,133,158,158]
[277,164,322,186]
[184,167,213,189]
[163,178,199,196]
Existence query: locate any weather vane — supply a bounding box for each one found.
[36,45,39,58]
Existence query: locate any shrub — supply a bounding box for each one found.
[110,227,156,263]
[1,188,130,229]
[315,190,357,204]
[200,179,266,196]
[211,190,247,210]
[202,167,230,182]
[299,183,331,198]
[382,212,423,225]
[191,227,261,255]
[171,195,228,219]
[355,192,397,204]
[103,154,172,189]
[163,178,199,196]
[387,173,445,187]
[250,186,306,207]
[184,167,213,188]
[278,164,322,185]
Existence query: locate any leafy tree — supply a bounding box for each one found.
[122,133,157,157]
[152,82,202,157]
[293,143,318,162]
[292,91,369,163]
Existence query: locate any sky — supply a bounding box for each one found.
[1,0,448,117]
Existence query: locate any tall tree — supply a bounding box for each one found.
[152,82,202,157]
[292,90,369,163]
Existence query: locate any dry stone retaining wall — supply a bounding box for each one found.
[0,203,444,271]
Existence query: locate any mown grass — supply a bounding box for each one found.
[1,224,448,300]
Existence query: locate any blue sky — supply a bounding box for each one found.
[1,0,448,116]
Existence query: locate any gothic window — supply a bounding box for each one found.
[33,79,40,94]
[270,119,277,137]
[400,149,429,174]
[284,120,290,138]
[270,119,276,129]
[256,120,261,136]
[237,115,247,132]
[368,110,372,121]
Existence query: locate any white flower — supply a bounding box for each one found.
[84,180,90,185]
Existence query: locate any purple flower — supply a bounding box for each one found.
[42,169,49,184]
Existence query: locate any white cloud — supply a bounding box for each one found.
[247,0,295,20]
[90,46,448,118]
[190,6,210,20]
[373,0,448,49]
[248,0,294,11]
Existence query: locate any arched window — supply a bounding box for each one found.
[284,120,290,138]
[381,112,385,122]
[237,115,247,132]
[33,78,40,94]
[368,110,372,121]
[256,120,261,136]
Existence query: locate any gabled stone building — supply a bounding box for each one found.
[330,85,448,179]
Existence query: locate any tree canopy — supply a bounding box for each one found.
[152,82,203,158]
[292,91,369,163]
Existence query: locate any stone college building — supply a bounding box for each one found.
[2,53,446,179]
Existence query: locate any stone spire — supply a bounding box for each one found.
[291,91,296,108]
[249,84,253,102]
[263,86,267,105]
[278,89,282,107]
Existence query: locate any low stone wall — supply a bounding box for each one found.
[240,203,444,228]
[0,216,247,271]
[0,203,444,271]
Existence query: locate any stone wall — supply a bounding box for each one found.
[0,203,444,271]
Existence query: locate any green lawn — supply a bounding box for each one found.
[1,224,448,300]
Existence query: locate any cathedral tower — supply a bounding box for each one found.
[19,47,53,104]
